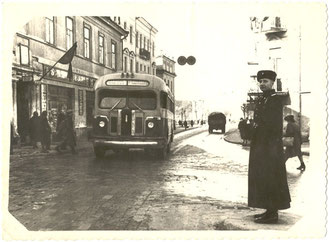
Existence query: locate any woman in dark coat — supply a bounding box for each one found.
[248,70,291,224]
[40,111,51,152]
[29,111,41,148]
[55,110,77,154]
[283,115,305,171]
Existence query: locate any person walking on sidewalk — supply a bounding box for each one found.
[55,110,77,154]
[238,118,247,146]
[283,115,306,171]
[248,70,291,224]
[40,111,51,153]
[28,111,41,148]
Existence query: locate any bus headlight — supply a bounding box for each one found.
[148,121,154,129]
[99,121,105,127]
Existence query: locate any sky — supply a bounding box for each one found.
[1,0,327,118]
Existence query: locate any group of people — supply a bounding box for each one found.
[27,110,77,154]
[247,69,306,224]
[238,117,254,146]
[28,111,52,152]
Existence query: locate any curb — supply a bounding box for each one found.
[224,130,310,156]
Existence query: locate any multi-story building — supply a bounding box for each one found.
[246,16,310,137]
[12,16,127,142]
[155,55,176,95]
[112,16,158,75]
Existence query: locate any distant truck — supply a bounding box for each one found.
[208,112,226,134]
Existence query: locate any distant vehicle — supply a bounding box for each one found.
[91,73,174,159]
[208,112,226,134]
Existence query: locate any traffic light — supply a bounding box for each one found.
[177,56,196,65]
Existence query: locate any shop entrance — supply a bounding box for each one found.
[16,81,31,143]
[86,91,94,127]
[48,85,74,133]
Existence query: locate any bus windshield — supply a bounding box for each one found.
[99,90,156,110]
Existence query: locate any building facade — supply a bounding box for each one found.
[246,16,310,138]
[12,16,127,142]
[112,17,158,75]
[155,55,176,95]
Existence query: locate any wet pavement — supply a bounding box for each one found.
[8,127,316,231]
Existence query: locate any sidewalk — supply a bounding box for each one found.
[10,125,205,159]
[224,128,310,156]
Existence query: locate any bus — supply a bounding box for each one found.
[91,72,175,159]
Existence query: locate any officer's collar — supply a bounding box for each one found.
[262,89,275,97]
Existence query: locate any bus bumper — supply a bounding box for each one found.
[93,138,165,149]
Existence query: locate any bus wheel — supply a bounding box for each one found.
[94,146,106,158]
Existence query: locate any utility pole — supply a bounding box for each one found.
[298,25,302,129]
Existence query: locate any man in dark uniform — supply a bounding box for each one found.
[248,70,291,224]
[29,111,41,148]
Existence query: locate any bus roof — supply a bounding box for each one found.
[94,73,173,97]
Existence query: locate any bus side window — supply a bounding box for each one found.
[160,91,167,109]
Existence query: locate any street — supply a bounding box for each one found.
[9,128,310,231]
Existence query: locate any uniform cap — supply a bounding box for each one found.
[284,115,295,122]
[257,70,277,82]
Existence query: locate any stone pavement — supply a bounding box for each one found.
[9,125,206,159]
[224,128,310,156]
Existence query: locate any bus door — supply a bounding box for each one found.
[121,107,132,136]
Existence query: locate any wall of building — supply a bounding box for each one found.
[12,16,126,142]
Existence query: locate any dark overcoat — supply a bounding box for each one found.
[248,89,291,210]
[284,122,302,158]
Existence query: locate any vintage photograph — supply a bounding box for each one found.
[1,0,328,240]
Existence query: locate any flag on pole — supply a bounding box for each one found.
[59,42,77,80]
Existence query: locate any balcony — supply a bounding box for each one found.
[139,48,150,61]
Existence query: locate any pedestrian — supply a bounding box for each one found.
[55,110,77,154]
[238,118,246,145]
[283,115,306,171]
[28,111,41,148]
[40,111,51,152]
[183,120,188,130]
[248,70,291,224]
[191,120,194,127]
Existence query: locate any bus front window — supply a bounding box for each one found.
[99,90,126,109]
[128,91,156,110]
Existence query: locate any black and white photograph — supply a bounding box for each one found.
[1,0,328,240]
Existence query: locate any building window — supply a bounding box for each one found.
[140,64,142,72]
[98,34,104,64]
[130,26,133,44]
[144,65,146,72]
[83,25,91,59]
[152,41,155,57]
[19,44,29,65]
[66,17,74,49]
[147,39,149,51]
[136,31,138,47]
[147,66,150,74]
[130,59,133,72]
[124,21,127,30]
[140,34,142,49]
[111,41,117,69]
[136,61,139,73]
[45,16,54,44]
[124,56,127,72]
[144,36,146,49]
